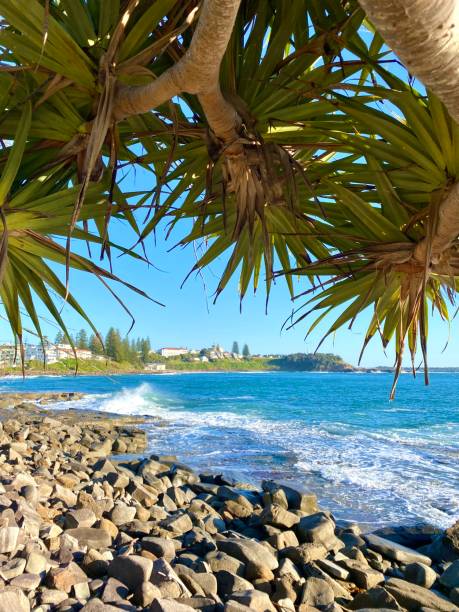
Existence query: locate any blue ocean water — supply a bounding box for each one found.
[1,371,458,529]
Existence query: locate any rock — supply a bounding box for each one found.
[451,587,459,606]
[300,577,334,608]
[80,598,122,611]
[65,508,97,529]
[0,589,30,612]
[161,512,193,535]
[102,577,130,603]
[225,601,258,612]
[41,588,69,605]
[133,582,161,607]
[280,543,328,565]
[0,557,26,580]
[364,533,432,566]
[0,526,19,553]
[54,483,78,506]
[260,505,300,530]
[109,503,137,526]
[439,559,459,589]
[25,551,48,574]
[404,562,437,588]
[108,555,153,591]
[65,527,112,549]
[140,537,177,561]
[150,558,191,598]
[179,597,218,612]
[206,551,246,576]
[340,559,384,589]
[316,559,350,581]
[10,573,41,590]
[217,538,278,572]
[261,481,318,513]
[385,577,457,611]
[229,589,277,612]
[216,570,254,598]
[348,586,403,611]
[296,513,341,551]
[149,599,195,612]
[74,580,91,600]
[47,562,88,593]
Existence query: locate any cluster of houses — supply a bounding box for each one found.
[0,340,244,369]
[157,344,242,362]
[0,342,97,367]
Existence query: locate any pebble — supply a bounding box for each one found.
[0,394,457,612]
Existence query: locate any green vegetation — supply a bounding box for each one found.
[2,1,458,395]
[271,353,353,372]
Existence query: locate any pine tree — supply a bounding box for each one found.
[76,329,89,349]
[140,338,151,363]
[232,341,240,355]
[242,343,250,358]
[89,334,103,355]
[105,328,122,361]
[54,331,64,345]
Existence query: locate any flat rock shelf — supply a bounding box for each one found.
[0,394,458,612]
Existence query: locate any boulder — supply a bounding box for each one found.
[47,562,88,593]
[217,538,278,572]
[149,599,196,612]
[296,513,341,551]
[0,526,19,554]
[0,589,30,612]
[65,508,97,529]
[108,555,153,591]
[364,533,432,566]
[260,505,300,530]
[300,577,334,608]
[348,586,403,611]
[229,589,277,612]
[150,558,191,598]
[404,562,437,589]
[439,559,459,589]
[140,537,177,561]
[65,527,112,550]
[216,570,254,598]
[385,577,458,611]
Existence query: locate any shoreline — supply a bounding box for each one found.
[0,393,458,610]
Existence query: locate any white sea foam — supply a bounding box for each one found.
[42,381,459,529]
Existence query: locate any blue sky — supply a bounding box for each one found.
[1,35,458,367]
[1,168,458,368]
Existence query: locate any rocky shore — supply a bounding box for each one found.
[0,395,458,612]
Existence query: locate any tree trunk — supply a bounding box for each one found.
[114,0,241,143]
[359,0,459,125]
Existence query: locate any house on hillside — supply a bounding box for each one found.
[0,344,17,366]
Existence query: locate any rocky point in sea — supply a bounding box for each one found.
[0,392,458,612]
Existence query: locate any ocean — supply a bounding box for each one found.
[1,371,458,530]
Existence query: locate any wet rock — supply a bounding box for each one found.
[108,554,153,591]
[364,534,432,566]
[439,559,459,589]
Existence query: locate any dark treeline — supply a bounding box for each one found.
[54,328,152,364]
[272,353,352,371]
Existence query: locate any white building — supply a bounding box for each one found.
[0,344,17,366]
[158,347,189,358]
[24,343,93,364]
[144,363,166,372]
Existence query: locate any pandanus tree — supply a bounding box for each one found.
[0,0,459,392]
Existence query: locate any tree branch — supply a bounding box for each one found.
[359,0,459,124]
[113,0,242,142]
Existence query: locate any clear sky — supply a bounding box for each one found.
[1,159,458,368]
